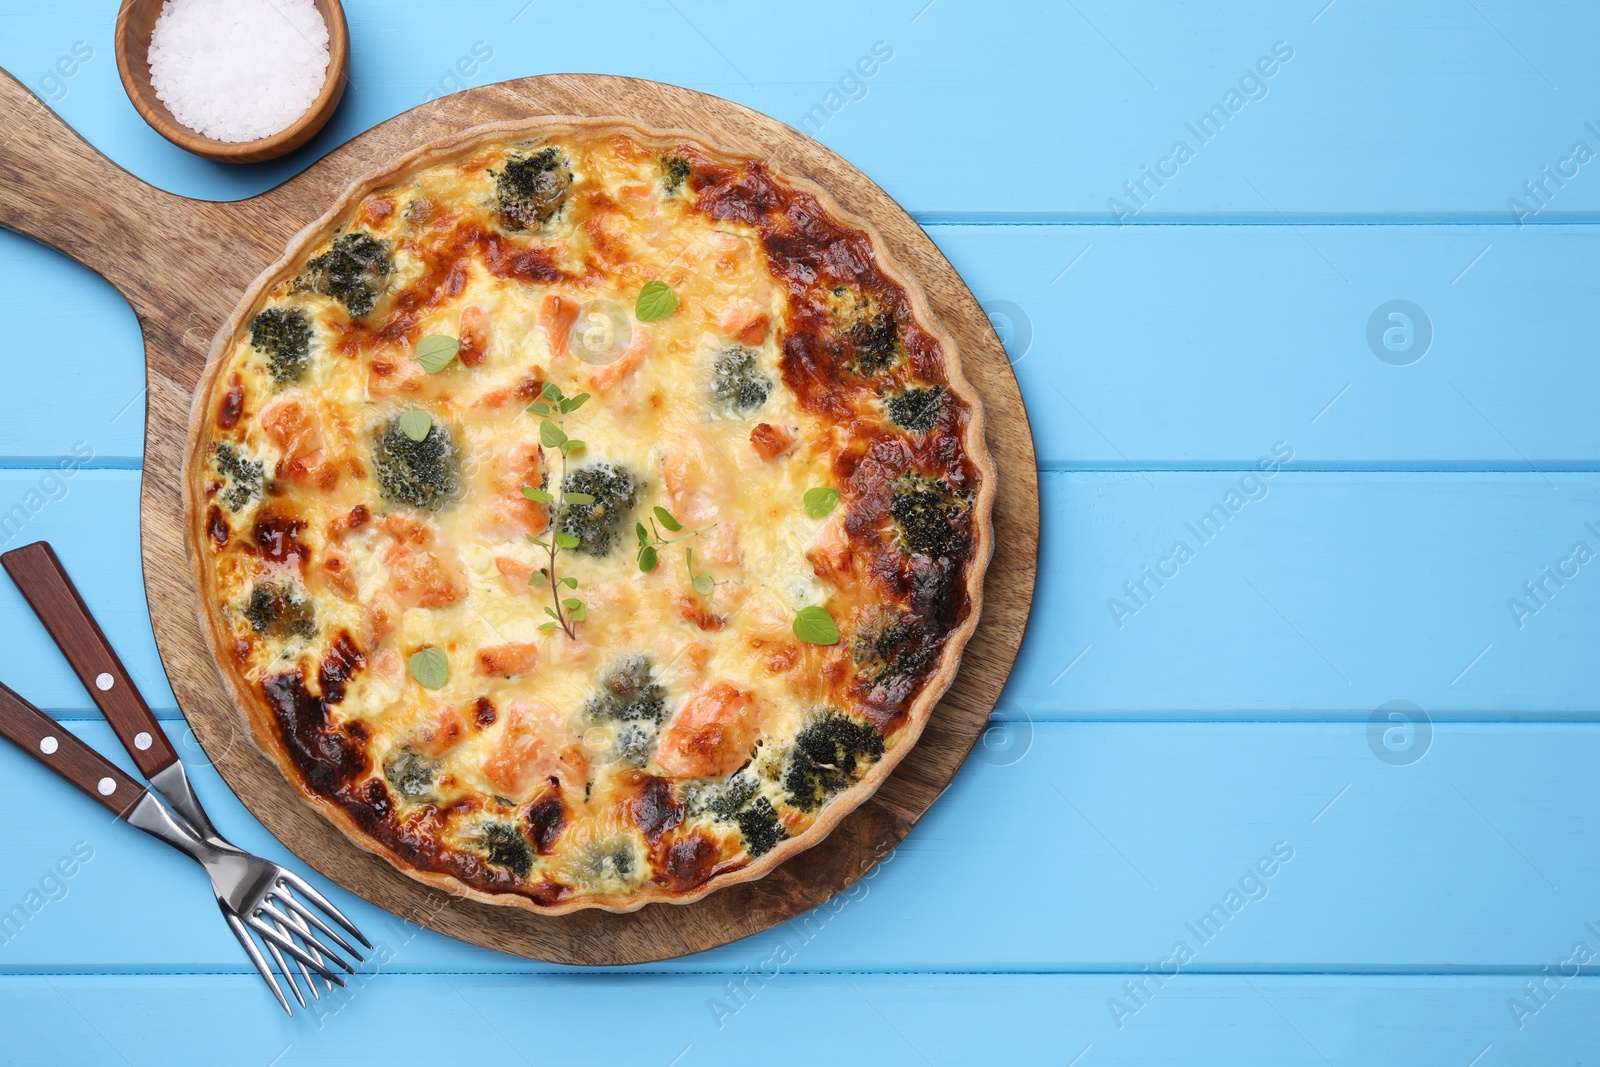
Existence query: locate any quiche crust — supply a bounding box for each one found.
[184,118,995,914]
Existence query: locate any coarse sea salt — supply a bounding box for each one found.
[148,0,330,143]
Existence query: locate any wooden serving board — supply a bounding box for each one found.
[0,72,1039,964]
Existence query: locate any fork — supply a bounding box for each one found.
[0,541,371,1014]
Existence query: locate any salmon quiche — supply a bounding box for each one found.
[185,119,994,913]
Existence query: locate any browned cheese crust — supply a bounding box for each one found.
[185,119,995,913]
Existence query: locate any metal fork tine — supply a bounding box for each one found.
[260,933,307,1010]
[224,909,293,1016]
[276,890,336,991]
[246,914,350,983]
[274,884,365,961]
[258,901,353,972]
[274,869,372,948]
[267,913,320,1001]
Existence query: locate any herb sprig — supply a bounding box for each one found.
[523,382,591,637]
[636,505,716,595]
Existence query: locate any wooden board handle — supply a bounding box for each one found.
[2,541,180,778]
[0,681,146,817]
[0,69,201,306]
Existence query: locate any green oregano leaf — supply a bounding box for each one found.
[654,506,683,532]
[692,572,714,596]
[638,545,659,572]
[554,531,580,550]
[540,421,568,448]
[522,486,553,502]
[564,492,596,505]
[407,646,449,689]
[398,409,433,442]
[792,605,840,646]
[803,486,840,519]
[635,280,677,322]
[416,335,459,373]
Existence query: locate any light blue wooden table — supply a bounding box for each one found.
[3,2,1598,1063]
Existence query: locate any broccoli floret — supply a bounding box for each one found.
[614,722,655,768]
[372,414,461,511]
[248,307,314,385]
[584,655,666,725]
[684,772,759,819]
[495,148,573,229]
[828,286,901,376]
[684,769,787,857]
[711,346,772,414]
[662,155,693,195]
[558,462,639,556]
[736,797,789,858]
[242,581,315,640]
[572,838,640,889]
[478,821,534,879]
[854,612,938,690]
[213,443,263,511]
[583,656,666,768]
[888,472,971,558]
[783,711,885,812]
[303,232,392,317]
[382,747,439,802]
[575,838,638,885]
[885,386,945,434]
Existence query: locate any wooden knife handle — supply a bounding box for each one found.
[0,681,145,817]
[2,541,180,778]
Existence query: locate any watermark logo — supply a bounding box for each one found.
[0,841,95,948]
[1108,440,1294,629]
[1366,700,1432,766]
[1107,840,1295,1030]
[0,440,96,548]
[1108,41,1295,225]
[981,300,1033,364]
[972,710,1033,767]
[39,41,94,102]
[421,40,495,102]
[1506,524,1599,630]
[1507,121,1600,227]
[797,41,895,137]
[1366,300,1432,366]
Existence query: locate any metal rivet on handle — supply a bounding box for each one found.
[39,736,58,755]
[97,778,116,796]
[134,732,152,751]
[95,673,114,692]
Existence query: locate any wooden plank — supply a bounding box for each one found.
[933,224,1600,470]
[9,222,1600,467]
[1010,471,1600,718]
[3,470,1592,720]
[1,973,1594,1065]
[3,721,1596,972]
[3,1,1599,217]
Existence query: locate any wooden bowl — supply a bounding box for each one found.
[114,0,349,164]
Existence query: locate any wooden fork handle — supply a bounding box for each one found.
[0,681,146,817]
[1,541,180,778]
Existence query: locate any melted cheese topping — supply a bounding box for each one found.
[194,128,982,908]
